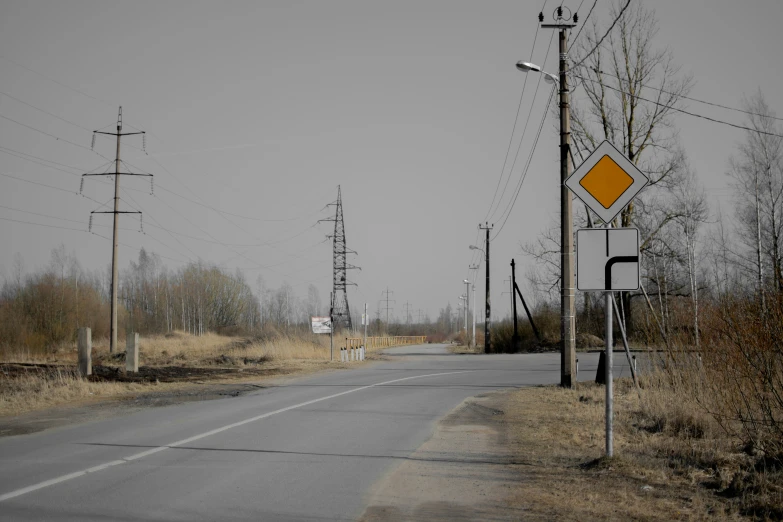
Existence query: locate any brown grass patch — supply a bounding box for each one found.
[0,365,149,416]
[0,331,350,418]
[500,381,751,520]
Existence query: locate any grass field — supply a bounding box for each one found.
[0,330,345,416]
[501,378,781,520]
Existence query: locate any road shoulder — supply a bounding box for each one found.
[360,384,741,521]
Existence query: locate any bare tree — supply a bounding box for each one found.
[728,90,783,304]
[568,0,694,333]
[670,166,709,348]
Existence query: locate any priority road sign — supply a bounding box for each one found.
[565,141,649,224]
[576,228,640,291]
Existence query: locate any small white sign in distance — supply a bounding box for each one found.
[565,140,649,224]
[311,316,332,334]
[576,228,640,291]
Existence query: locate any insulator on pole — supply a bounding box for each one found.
[139,213,144,233]
[79,177,84,194]
[91,133,96,150]
[150,177,154,195]
[88,214,93,232]
[142,133,146,153]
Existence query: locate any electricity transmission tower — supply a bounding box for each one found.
[403,302,412,326]
[319,186,359,330]
[82,107,150,353]
[381,288,395,324]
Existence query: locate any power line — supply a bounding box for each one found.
[0,170,75,194]
[574,74,783,138]
[0,145,89,174]
[483,1,549,221]
[0,215,86,232]
[587,67,783,123]
[0,90,94,132]
[493,85,557,240]
[0,113,102,155]
[0,146,150,198]
[0,203,87,225]
[3,137,328,269]
[1,141,328,250]
[0,53,115,108]
[569,0,598,44]
[488,30,557,223]
[569,0,632,70]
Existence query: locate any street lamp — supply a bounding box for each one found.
[458,294,467,338]
[463,279,471,344]
[515,61,558,84]
[517,52,577,388]
[470,230,492,355]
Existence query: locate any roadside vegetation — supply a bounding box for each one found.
[0,328,343,417]
[491,1,783,518]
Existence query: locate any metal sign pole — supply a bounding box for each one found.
[605,224,614,457]
[363,302,368,360]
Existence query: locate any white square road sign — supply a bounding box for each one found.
[576,228,640,291]
[311,316,332,334]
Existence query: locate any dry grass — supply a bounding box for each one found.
[0,366,149,416]
[129,331,332,366]
[501,380,750,521]
[1,331,435,418]
[0,331,343,418]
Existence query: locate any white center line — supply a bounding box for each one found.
[0,370,472,502]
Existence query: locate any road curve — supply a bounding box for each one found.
[0,345,628,521]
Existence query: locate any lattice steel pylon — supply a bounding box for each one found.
[319,186,359,330]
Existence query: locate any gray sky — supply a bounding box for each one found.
[1,0,782,323]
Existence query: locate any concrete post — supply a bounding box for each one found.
[126,331,139,373]
[77,327,92,377]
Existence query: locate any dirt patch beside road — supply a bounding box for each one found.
[0,360,352,437]
[360,384,744,521]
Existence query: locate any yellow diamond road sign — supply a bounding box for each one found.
[566,140,648,223]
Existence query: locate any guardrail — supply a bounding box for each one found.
[340,336,427,362]
[363,336,426,349]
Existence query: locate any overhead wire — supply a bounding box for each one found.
[483,0,550,222]
[0,145,87,174]
[126,185,325,285]
[1,142,327,269]
[0,113,110,159]
[574,74,783,138]
[0,56,333,287]
[0,90,94,132]
[569,0,632,70]
[492,84,557,240]
[569,0,598,44]
[0,53,116,108]
[587,67,783,123]
[488,23,557,233]
[490,29,556,226]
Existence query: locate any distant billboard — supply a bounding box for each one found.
[311,316,332,334]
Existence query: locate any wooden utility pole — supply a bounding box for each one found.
[83,107,149,353]
[510,259,520,351]
[479,223,493,353]
[542,9,577,388]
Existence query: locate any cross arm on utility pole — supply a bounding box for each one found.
[82,172,152,177]
[93,131,145,136]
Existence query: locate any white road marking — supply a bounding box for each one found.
[0,370,472,502]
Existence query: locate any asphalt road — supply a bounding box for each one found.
[0,345,634,521]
